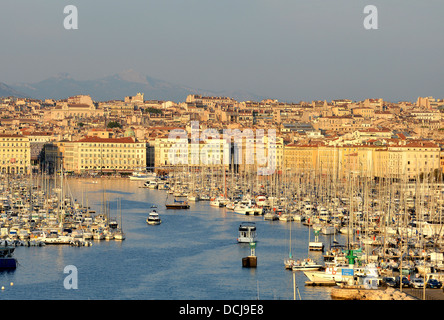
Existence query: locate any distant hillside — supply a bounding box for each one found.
[10,70,265,103]
[0,82,28,98]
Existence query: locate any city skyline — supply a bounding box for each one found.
[1,1,444,102]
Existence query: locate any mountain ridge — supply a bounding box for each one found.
[8,71,265,103]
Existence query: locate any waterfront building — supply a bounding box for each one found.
[57,136,147,173]
[283,139,441,180]
[0,134,31,174]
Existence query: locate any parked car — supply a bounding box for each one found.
[411,278,424,289]
[427,278,442,289]
[383,277,397,287]
[395,276,411,288]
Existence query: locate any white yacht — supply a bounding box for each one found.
[187,194,200,202]
[225,200,238,210]
[146,210,162,225]
[129,172,156,181]
[292,258,323,271]
[113,229,126,240]
[256,195,268,207]
[143,180,158,189]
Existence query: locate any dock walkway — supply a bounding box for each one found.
[403,288,444,300]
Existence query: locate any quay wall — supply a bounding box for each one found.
[331,287,417,300]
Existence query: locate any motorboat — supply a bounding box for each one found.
[113,229,126,240]
[292,258,323,271]
[304,262,381,286]
[210,199,223,207]
[143,180,158,189]
[166,199,190,209]
[309,241,324,251]
[237,222,257,243]
[129,171,156,181]
[279,213,294,222]
[187,194,200,202]
[200,194,210,201]
[264,210,279,221]
[321,224,337,235]
[234,200,263,216]
[225,200,238,210]
[255,195,268,207]
[147,210,162,225]
[0,246,17,269]
[210,196,229,207]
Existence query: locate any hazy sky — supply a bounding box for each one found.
[1,0,443,102]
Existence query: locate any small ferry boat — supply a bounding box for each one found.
[237,222,257,243]
[147,210,162,225]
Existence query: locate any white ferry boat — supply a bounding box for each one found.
[237,222,257,243]
[147,211,162,225]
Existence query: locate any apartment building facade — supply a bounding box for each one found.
[0,134,31,174]
[59,136,147,173]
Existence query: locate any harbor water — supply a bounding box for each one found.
[0,178,345,300]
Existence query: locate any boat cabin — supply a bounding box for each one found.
[237,222,257,243]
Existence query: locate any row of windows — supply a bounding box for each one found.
[80,165,138,170]
[0,149,28,153]
[79,148,144,153]
[79,143,143,148]
[0,143,27,146]
[0,138,25,142]
[80,154,144,158]
[0,160,26,165]
[81,159,143,165]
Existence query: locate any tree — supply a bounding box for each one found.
[107,121,121,129]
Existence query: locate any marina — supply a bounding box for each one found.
[0,176,337,300]
[1,166,444,300]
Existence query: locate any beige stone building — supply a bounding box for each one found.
[47,103,104,120]
[283,140,441,180]
[60,136,146,173]
[0,134,31,174]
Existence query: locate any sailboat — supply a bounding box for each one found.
[289,218,323,271]
[284,217,296,269]
[114,198,126,240]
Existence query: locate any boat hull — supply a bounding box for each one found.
[292,265,322,271]
[166,204,190,209]
[0,258,17,269]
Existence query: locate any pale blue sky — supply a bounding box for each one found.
[1,0,443,102]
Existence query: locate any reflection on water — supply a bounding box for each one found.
[0,178,341,300]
